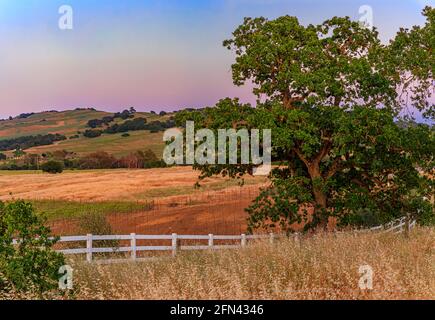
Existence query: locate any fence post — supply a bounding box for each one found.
[172,233,178,257]
[241,234,247,248]
[86,234,93,263]
[294,233,300,248]
[130,233,137,260]
[208,234,214,249]
[404,214,410,238]
[269,232,275,245]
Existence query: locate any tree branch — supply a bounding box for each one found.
[324,157,342,180]
[293,147,310,168]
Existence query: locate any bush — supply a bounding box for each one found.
[83,129,102,138]
[0,134,66,151]
[78,213,118,249]
[41,161,64,174]
[114,109,134,120]
[79,212,113,235]
[0,153,6,160]
[79,152,116,169]
[0,200,65,294]
[121,133,130,137]
[87,117,114,128]
[143,160,167,169]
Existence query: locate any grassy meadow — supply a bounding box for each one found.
[0,167,266,204]
[0,108,172,157]
[25,130,165,158]
[31,200,154,220]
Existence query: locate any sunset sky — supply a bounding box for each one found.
[0,0,433,118]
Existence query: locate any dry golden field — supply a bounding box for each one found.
[0,167,267,235]
[0,167,266,203]
[5,227,434,300]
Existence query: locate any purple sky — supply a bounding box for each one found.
[0,0,433,118]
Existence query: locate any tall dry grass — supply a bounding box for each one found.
[66,227,434,300]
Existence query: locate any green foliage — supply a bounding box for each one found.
[223,15,397,111]
[0,200,65,294]
[83,129,103,138]
[388,6,434,120]
[41,160,64,174]
[32,199,155,220]
[104,118,175,134]
[79,212,113,235]
[177,8,435,232]
[78,213,119,249]
[79,151,116,169]
[87,116,114,128]
[117,149,165,169]
[0,134,67,152]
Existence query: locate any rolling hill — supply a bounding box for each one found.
[0,108,173,158]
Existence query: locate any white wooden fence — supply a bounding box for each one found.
[46,216,417,263]
[57,233,283,262]
[367,216,416,233]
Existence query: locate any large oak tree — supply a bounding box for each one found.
[176,8,434,232]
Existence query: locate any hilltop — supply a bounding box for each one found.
[0,108,175,158]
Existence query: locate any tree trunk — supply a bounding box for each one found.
[312,186,328,231]
[308,164,329,231]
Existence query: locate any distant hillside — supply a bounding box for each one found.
[0,108,175,158]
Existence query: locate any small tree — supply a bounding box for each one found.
[83,129,102,138]
[79,213,118,249]
[79,151,116,169]
[41,160,64,174]
[0,200,65,294]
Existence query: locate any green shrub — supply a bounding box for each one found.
[79,212,113,235]
[0,200,65,294]
[78,213,118,249]
[41,160,64,174]
[83,129,102,138]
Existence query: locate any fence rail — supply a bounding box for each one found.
[56,216,416,263]
[12,216,415,263]
[368,216,416,233]
[57,232,286,262]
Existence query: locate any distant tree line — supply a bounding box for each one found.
[77,150,165,169]
[87,116,116,128]
[0,148,166,171]
[86,108,136,128]
[84,118,176,138]
[0,134,67,151]
[17,112,35,119]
